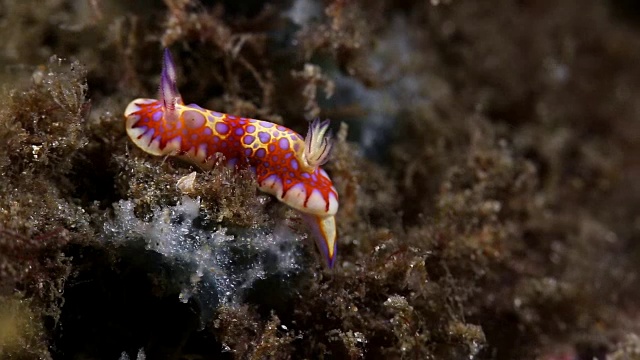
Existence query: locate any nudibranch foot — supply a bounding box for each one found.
[124,49,340,268]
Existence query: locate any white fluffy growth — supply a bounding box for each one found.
[103,196,303,310]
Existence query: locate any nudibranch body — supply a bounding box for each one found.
[124,49,339,267]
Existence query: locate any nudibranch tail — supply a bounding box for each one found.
[302,118,333,171]
[160,48,182,123]
[301,214,337,268]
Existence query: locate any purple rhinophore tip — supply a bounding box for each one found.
[163,48,177,85]
[160,49,181,122]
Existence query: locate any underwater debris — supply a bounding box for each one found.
[114,152,267,227]
[326,329,367,359]
[0,55,91,236]
[119,348,146,360]
[0,228,71,308]
[213,307,296,359]
[0,296,50,359]
[295,0,375,80]
[384,295,419,354]
[607,334,640,360]
[285,240,489,358]
[284,0,324,27]
[161,0,276,115]
[290,63,335,121]
[176,171,198,194]
[7,55,89,173]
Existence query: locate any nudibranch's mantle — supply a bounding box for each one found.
[124,49,339,267]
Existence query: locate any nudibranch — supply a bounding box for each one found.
[124,49,339,267]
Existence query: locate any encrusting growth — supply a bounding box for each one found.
[124,49,339,267]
